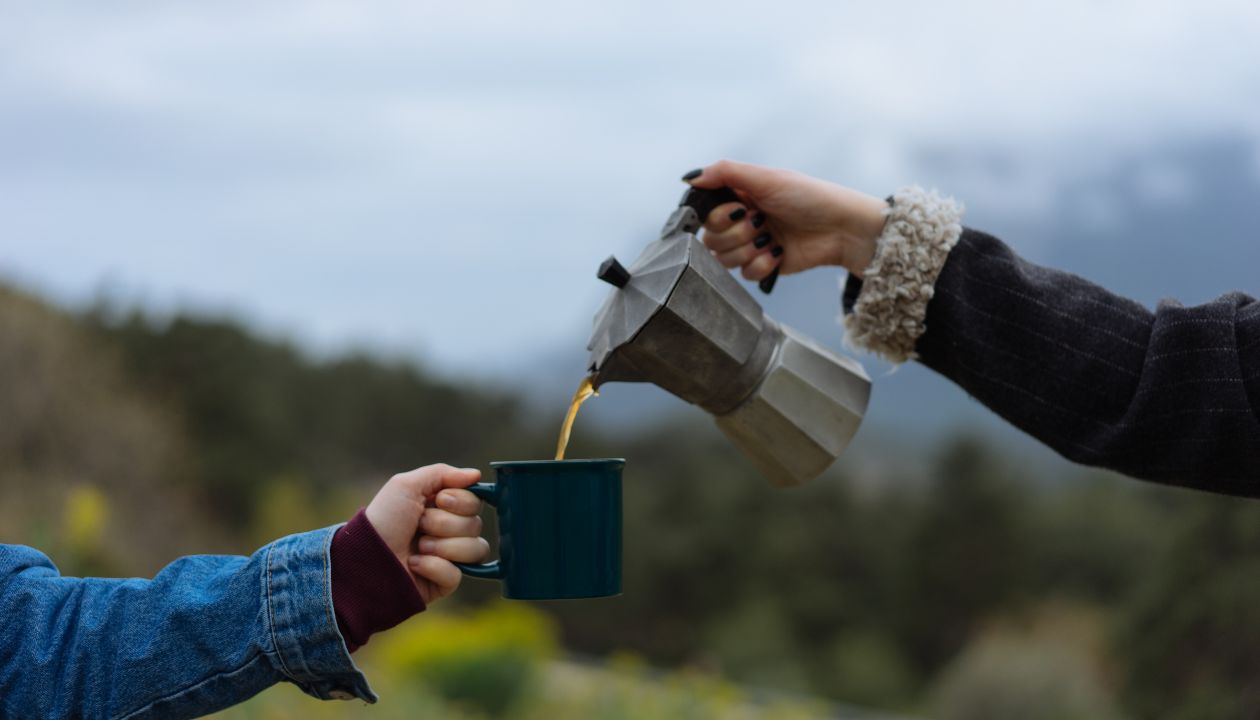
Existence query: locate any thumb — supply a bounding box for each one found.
[685,159,782,197]
[437,466,481,491]
[396,464,481,499]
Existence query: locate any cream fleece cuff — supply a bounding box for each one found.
[842,185,964,364]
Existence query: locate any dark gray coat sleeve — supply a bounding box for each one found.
[846,228,1260,495]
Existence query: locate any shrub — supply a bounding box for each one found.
[929,608,1124,720]
[373,602,557,717]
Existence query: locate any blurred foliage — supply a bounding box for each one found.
[61,484,112,575]
[249,475,323,549]
[0,285,211,572]
[374,602,557,717]
[929,604,1123,720]
[515,659,833,720]
[896,438,1033,673]
[827,630,917,708]
[1115,496,1260,718]
[211,656,831,720]
[5,283,1260,717]
[80,305,535,539]
[212,604,833,720]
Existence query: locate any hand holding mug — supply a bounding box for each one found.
[365,464,489,604]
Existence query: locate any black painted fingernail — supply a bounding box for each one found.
[729,207,747,222]
[771,245,784,257]
[681,168,703,182]
[751,212,766,228]
[753,233,772,249]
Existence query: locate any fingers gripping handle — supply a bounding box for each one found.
[680,185,780,295]
[452,482,505,580]
[680,185,740,223]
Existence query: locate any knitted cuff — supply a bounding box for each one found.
[842,185,964,363]
[330,509,426,653]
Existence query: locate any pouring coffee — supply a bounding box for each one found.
[585,186,871,486]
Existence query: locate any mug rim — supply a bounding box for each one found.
[489,458,625,469]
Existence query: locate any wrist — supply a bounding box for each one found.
[364,484,417,570]
[841,185,964,363]
[331,509,426,653]
[362,504,400,565]
[837,192,889,278]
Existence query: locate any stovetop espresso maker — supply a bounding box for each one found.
[587,186,871,486]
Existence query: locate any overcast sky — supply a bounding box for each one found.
[3,0,1260,376]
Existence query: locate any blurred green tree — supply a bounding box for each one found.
[1117,494,1260,718]
[0,285,207,574]
[895,437,1032,673]
[374,602,557,718]
[84,308,537,540]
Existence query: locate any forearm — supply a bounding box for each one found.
[843,188,1260,493]
[0,528,373,720]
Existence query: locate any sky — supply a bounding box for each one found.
[3,0,1260,378]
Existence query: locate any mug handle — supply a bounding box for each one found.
[452,482,506,580]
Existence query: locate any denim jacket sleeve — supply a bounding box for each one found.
[0,525,376,720]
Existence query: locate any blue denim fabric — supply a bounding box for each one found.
[0,525,375,719]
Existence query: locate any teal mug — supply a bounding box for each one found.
[454,459,624,600]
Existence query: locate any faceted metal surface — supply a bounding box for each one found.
[714,324,871,486]
[588,232,764,406]
[586,234,689,378]
[586,202,872,486]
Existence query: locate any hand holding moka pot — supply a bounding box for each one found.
[587,186,871,486]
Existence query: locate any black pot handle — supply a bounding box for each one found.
[680,186,780,295]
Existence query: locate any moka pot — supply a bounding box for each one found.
[586,186,871,486]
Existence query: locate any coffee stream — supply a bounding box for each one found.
[555,375,597,460]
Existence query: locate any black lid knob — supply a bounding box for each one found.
[597,255,631,288]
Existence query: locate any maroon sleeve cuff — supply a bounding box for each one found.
[330,508,426,653]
